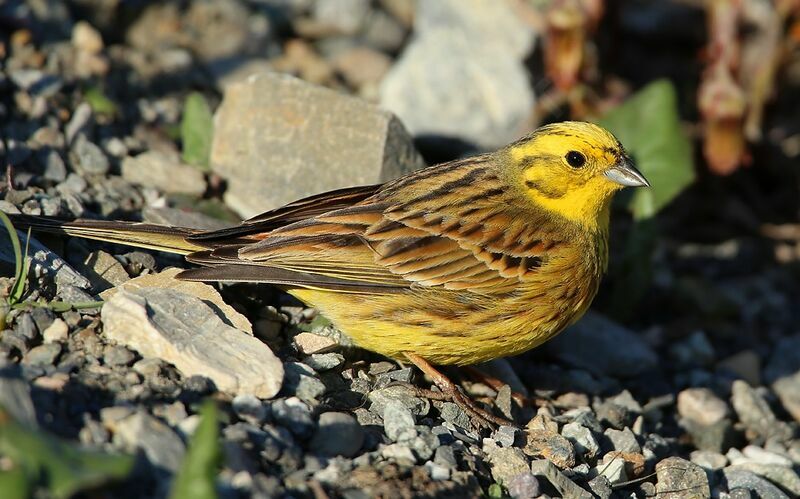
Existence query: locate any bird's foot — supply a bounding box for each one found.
[400,352,517,430]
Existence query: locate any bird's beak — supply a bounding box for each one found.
[604,156,650,187]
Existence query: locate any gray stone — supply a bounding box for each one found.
[530,459,593,499]
[0,373,38,428]
[562,422,600,460]
[121,151,206,196]
[65,102,93,144]
[587,475,613,499]
[690,450,728,471]
[730,380,792,442]
[380,0,534,149]
[309,412,364,457]
[723,468,790,499]
[101,288,282,398]
[232,394,269,424]
[22,343,61,366]
[312,0,370,34]
[103,345,135,367]
[493,425,519,447]
[272,397,315,439]
[439,402,471,429]
[78,250,130,292]
[383,399,416,442]
[0,233,91,291]
[434,445,457,469]
[604,427,641,454]
[596,453,627,485]
[544,312,658,378]
[368,386,430,418]
[655,457,710,498]
[142,206,230,231]
[210,72,425,218]
[112,411,185,473]
[283,362,326,403]
[484,442,530,485]
[70,134,109,176]
[380,443,416,464]
[506,472,540,499]
[41,149,67,182]
[726,464,800,496]
[99,268,252,335]
[303,353,344,371]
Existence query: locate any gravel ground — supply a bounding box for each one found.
[2,1,800,498]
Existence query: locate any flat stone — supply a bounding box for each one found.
[380,0,535,149]
[113,411,185,473]
[309,412,364,457]
[100,267,252,335]
[70,134,109,176]
[101,288,282,398]
[121,151,206,196]
[544,312,658,378]
[293,332,338,355]
[210,72,425,218]
[530,459,593,499]
[655,457,710,498]
[723,468,790,498]
[0,233,91,291]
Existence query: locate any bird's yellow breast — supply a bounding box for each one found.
[289,233,604,365]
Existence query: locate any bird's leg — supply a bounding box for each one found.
[463,366,548,408]
[402,352,516,429]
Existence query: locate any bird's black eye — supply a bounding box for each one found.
[565,151,586,168]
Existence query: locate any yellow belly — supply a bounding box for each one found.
[290,277,595,365]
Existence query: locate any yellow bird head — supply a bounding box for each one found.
[504,121,649,228]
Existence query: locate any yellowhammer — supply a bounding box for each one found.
[7,121,649,426]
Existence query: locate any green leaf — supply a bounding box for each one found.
[0,406,134,499]
[0,211,26,306]
[170,400,220,499]
[0,465,31,499]
[84,87,118,117]
[487,482,505,499]
[599,79,695,220]
[181,92,214,170]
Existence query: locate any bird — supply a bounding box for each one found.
[6,121,649,426]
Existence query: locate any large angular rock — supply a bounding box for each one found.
[101,287,283,398]
[211,72,425,218]
[100,267,252,335]
[380,0,536,149]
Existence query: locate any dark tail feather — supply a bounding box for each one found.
[4,214,209,255]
